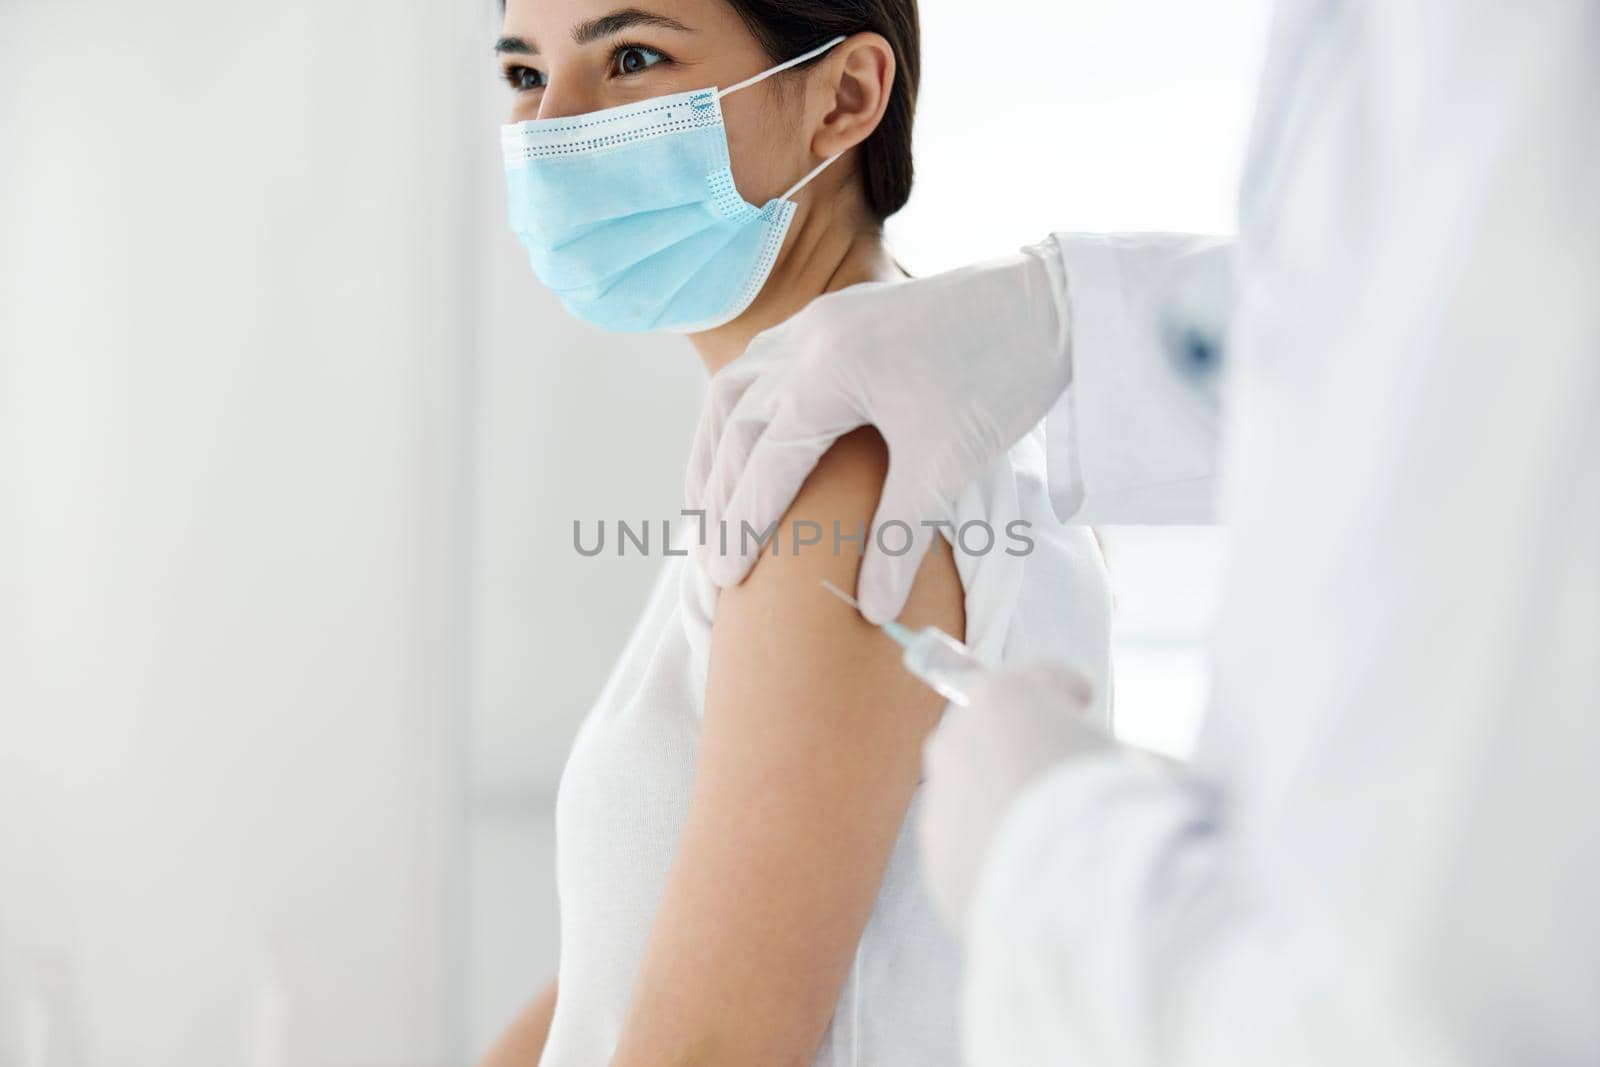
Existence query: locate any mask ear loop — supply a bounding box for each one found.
[780,151,845,202]
[714,35,849,100]
[713,35,851,202]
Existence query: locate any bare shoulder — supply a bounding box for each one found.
[712,426,964,699]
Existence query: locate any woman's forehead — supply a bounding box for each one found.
[502,0,748,45]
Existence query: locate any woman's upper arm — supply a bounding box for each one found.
[609,428,965,1067]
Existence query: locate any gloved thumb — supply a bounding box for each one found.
[856,468,945,625]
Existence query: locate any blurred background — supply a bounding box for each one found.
[0,0,1266,1062]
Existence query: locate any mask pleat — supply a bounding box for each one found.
[508,126,724,241]
[568,217,745,301]
[652,220,772,329]
[533,201,716,291]
[524,187,708,247]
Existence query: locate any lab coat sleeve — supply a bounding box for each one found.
[963,3,1600,1064]
[1037,232,1233,524]
[961,754,1224,1067]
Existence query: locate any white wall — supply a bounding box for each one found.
[1,1,482,1062]
[889,0,1270,268]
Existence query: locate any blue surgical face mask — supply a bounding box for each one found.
[501,36,847,334]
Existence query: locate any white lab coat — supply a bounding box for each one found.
[968,2,1600,1065]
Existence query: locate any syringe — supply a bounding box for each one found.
[821,580,986,707]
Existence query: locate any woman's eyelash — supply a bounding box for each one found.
[501,64,545,91]
[499,43,669,91]
[609,42,671,74]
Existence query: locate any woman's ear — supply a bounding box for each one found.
[810,33,896,159]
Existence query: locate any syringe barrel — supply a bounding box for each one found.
[902,626,985,707]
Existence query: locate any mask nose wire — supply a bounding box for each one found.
[713,35,849,100]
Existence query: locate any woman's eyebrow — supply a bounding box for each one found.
[493,8,692,58]
[572,8,695,45]
[495,36,536,56]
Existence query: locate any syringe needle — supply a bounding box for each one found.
[820,579,861,612]
[818,580,977,702]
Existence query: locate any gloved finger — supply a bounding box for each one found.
[705,425,838,588]
[855,466,946,625]
[964,660,1097,724]
[918,704,1021,935]
[699,411,769,519]
[921,703,989,785]
[916,771,988,935]
[705,383,866,585]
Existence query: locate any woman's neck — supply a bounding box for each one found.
[689,196,905,375]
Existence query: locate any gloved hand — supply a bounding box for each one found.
[917,660,1109,935]
[689,243,1072,624]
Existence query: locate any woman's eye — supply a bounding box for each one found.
[612,45,666,76]
[503,65,546,92]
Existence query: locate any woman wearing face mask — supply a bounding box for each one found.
[482,2,1113,1064]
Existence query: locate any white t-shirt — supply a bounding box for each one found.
[537,336,1114,1067]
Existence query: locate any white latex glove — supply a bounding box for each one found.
[918,660,1109,936]
[689,243,1072,624]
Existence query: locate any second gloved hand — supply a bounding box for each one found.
[689,242,1073,623]
[918,660,1109,936]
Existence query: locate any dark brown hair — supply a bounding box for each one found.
[724,0,920,220]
